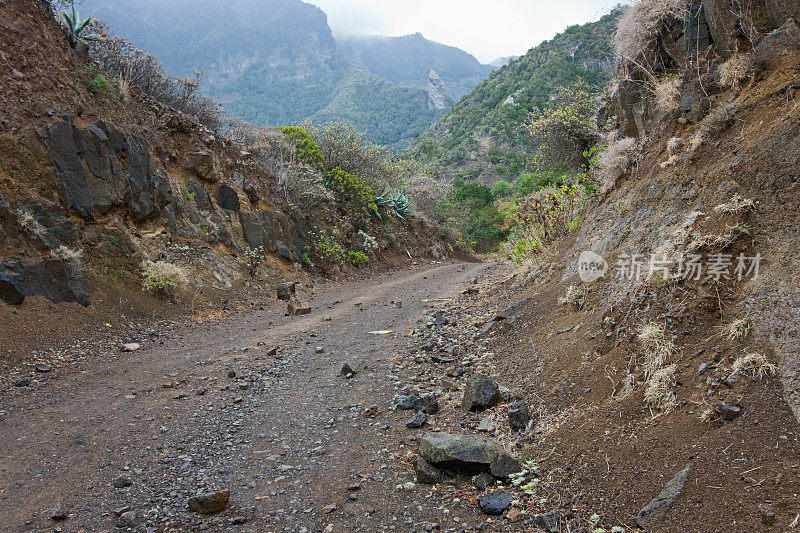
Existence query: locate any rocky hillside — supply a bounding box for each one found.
[83,0,476,146]
[406,10,619,184]
[434,0,800,529]
[337,32,493,102]
[0,0,451,359]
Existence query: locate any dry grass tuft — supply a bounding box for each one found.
[689,103,739,154]
[615,0,690,69]
[644,364,678,413]
[51,245,84,263]
[714,194,755,215]
[720,318,751,340]
[730,353,777,381]
[654,76,682,113]
[140,260,188,298]
[559,284,588,310]
[718,54,751,89]
[637,320,678,414]
[596,137,640,192]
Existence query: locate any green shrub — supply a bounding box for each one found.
[491,180,514,199]
[310,227,347,266]
[280,126,324,170]
[348,250,369,266]
[524,83,599,169]
[84,64,112,96]
[323,167,377,213]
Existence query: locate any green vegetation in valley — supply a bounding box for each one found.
[406,9,619,179]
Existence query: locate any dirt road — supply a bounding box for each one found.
[0,261,497,532]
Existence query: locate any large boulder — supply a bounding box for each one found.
[463,374,502,411]
[419,432,505,472]
[217,184,241,212]
[185,149,219,182]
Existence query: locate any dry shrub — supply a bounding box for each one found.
[729,352,777,380]
[88,21,222,130]
[718,54,751,88]
[596,136,640,192]
[660,136,683,167]
[644,364,678,413]
[689,103,739,153]
[654,76,682,113]
[225,119,327,205]
[140,260,188,299]
[713,194,754,214]
[615,0,690,70]
[559,284,588,310]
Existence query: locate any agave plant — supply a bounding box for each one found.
[392,192,411,220]
[61,6,99,45]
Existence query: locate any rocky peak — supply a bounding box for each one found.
[427,70,448,110]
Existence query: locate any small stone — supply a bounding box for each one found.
[508,401,531,432]
[395,392,420,410]
[533,510,562,532]
[113,477,132,488]
[288,296,311,316]
[473,472,495,491]
[413,457,448,484]
[760,505,776,526]
[490,452,522,478]
[463,374,501,411]
[340,363,356,378]
[119,510,137,526]
[478,492,513,515]
[635,464,691,529]
[393,301,403,308]
[320,504,337,514]
[433,311,449,326]
[227,370,237,378]
[507,509,524,523]
[406,410,428,428]
[698,362,710,375]
[266,346,278,357]
[35,364,52,373]
[276,283,294,301]
[228,516,248,525]
[363,406,380,418]
[315,346,325,353]
[347,493,358,501]
[346,482,361,491]
[188,490,230,514]
[417,394,440,415]
[119,343,140,352]
[13,377,31,387]
[477,417,497,433]
[51,502,67,521]
[113,506,131,516]
[716,401,742,421]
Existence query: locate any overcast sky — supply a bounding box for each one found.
[309,0,621,63]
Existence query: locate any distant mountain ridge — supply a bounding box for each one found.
[406,10,620,181]
[336,32,493,102]
[83,0,491,146]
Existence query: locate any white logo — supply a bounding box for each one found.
[578,250,608,282]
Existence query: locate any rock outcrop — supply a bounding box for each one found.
[427,70,448,110]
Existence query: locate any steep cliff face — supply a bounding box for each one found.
[0,0,450,357]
